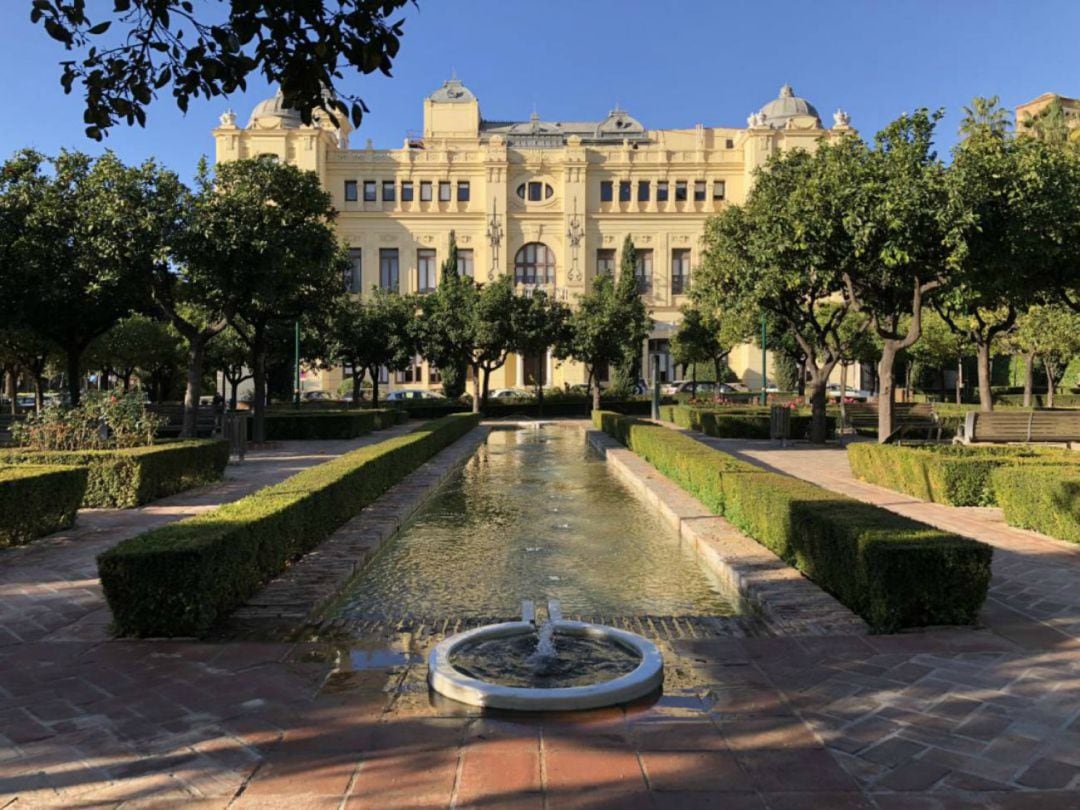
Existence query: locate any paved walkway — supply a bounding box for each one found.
[0,423,418,647]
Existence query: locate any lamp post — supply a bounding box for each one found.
[293,321,300,409]
[760,314,767,406]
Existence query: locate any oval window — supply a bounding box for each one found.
[516,182,555,202]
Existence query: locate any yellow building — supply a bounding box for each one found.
[214,80,856,394]
[1015,92,1080,141]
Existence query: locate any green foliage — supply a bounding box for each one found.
[12,391,165,451]
[671,304,750,381]
[511,290,571,408]
[848,443,1080,507]
[31,0,411,139]
[98,414,480,637]
[0,465,88,547]
[87,315,184,388]
[414,247,475,399]
[256,409,406,440]
[660,404,835,441]
[1012,305,1080,405]
[325,290,416,406]
[0,440,228,508]
[992,467,1080,544]
[594,412,992,631]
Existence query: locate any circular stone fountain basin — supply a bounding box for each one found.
[428,619,663,711]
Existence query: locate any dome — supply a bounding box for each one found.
[757,84,821,129]
[247,90,303,129]
[428,77,476,104]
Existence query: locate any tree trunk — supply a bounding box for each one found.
[66,348,82,407]
[1023,353,1035,409]
[472,364,482,414]
[251,327,267,443]
[370,369,380,408]
[975,340,993,413]
[808,376,829,444]
[229,377,239,411]
[938,367,947,402]
[1046,363,1056,409]
[33,375,44,412]
[181,337,205,439]
[877,342,899,443]
[5,370,16,415]
[797,357,807,397]
[839,362,849,425]
[536,379,544,418]
[591,368,601,413]
[352,372,362,407]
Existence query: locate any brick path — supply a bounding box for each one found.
[4,425,1080,806]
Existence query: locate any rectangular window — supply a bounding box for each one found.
[619,180,631,202]
[439,181,452,202]
[396,355,422,384]
[637,180,650,202]
[428,364,442,384]
[675,181,687,202]
[671,249,690,295]
[420,181,433,202]
[379,248,399,291]
[528,181,543,202]
[596,249,615,276]
[417,249,437,293]
[713,180,726,201]
[600,180,613,202]
[401,181,414,202]
[382,181,396,202]
[344,180,358,202]
[694,180,707,202]
[725,138,734,149]
[457,181,470,202]
[635,249,653,294]
[378,365,388,384]
[457,248,474,279]
[656,181,669,202]
[363,180,376,202]
[345,247,362,292]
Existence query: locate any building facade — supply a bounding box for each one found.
[214,80,856,394]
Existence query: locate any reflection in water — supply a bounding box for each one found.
[331,427,736,620]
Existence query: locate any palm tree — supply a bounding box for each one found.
[959,96,1010,140]
[1018,98,1070,144]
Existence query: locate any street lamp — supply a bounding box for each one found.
[760,314,767,406]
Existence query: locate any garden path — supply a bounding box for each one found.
[0,421,418,647]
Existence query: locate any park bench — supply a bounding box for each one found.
[149,403,222,439]
[842,402,942,443]
[960,410,1080,445]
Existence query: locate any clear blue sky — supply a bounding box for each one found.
[1,0,1077,182]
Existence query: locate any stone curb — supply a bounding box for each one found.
[585,429,868,637]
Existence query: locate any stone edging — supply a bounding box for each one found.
[585,429,868,637]
[225,426,491,635]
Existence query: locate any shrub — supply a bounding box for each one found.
[255,408,407,440]
[12,391,165,450]
[594,411,992,631]
[0,440,229,508]
[0,465,88,547]
[98,413,481,637]
[659,404,835,440]
[992,467,1080,544]
[848,443,1079,507]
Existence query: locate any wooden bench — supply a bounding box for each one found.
[962,410,1080,445]
[842,402,941,443]
[149,404,222,439]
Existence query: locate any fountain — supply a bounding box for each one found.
[427,599,664,711]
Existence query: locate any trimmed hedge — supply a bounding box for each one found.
[0,440,229,508]
[660,404,835,440]
[255,408,407,440]
[98,413,481,637]
[391,398,665,420]
[594,411,992,631]
[848,443,1079,507]
[992,467,1080,544]
[0,465,88,547]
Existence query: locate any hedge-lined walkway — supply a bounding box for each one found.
[0,422,419,647]
[674,430,1080,647]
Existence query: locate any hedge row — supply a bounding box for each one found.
[847,443,1079,507]
[0,465,88,547]
[390,398,663,420]
[594,412,992,631]
[991,467,1080,544]
[98,413,481,637]
[659,404,835,440]
[0,440,229,508]
[255,408,407,440]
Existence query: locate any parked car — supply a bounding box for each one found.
[303,390,335,402]
[662,380,736,396]
[385,389,447,401]
[489,388,533,399]
[826,384,871,401]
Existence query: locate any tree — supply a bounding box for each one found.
[414,242,474,400]
[670,304,749,391]
[559,274,651,413]
[182,158,344,441]
[205,325,250,410]
[324,289,415,407]
[468,276,517,412]
[0,150,177,406]
[1018,98,1078,145]
[959,95,1011,140]
[1013,305,1080,408]
[697,146,866,443]
[0,329,57,412]
[87,314,183,393]
[511,291,571,416]
[610,236,646,391]
[31,0,411,139]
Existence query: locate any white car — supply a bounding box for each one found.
[489,388,533,399]
[662,381,735,396]
[385,389,446,401]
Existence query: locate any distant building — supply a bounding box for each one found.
[214,80,857,394]
[1015,92,1080,140]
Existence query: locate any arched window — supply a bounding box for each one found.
[514,242,556,285]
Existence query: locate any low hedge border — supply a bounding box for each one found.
[0,440,229,508]
[390,398,666,420]
[660,404,835,440]
[0,465,88,547]
[594,411,992,631]
[848,443,1080,507]
[255,408,408,440]
[992,467,1080,544]
[98,413,481,637]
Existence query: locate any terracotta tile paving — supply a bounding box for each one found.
[5,424,1080,806]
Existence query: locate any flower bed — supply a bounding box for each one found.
[594,411,992,632]
[0,465,88,547]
